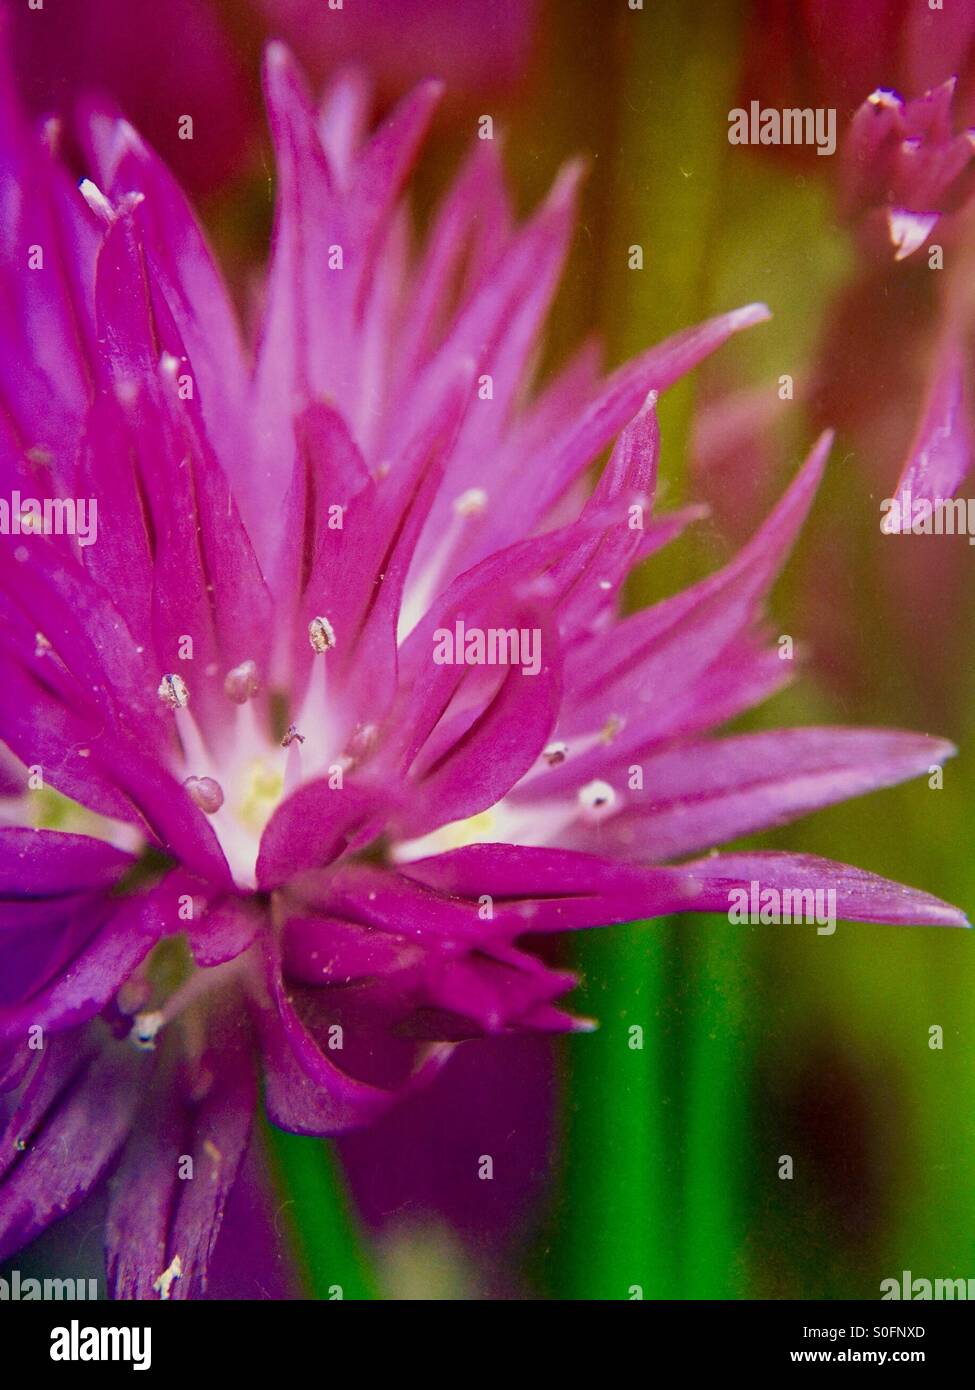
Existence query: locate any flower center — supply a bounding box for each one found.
[154,619,341,887]
[237,760,285,836]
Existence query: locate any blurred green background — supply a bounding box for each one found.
[524,0,975,1301]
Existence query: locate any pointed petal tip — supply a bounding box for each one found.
[890,900,969,929]
[888,207,939,260]
[935,904,970,929]
[546,156,588,212]
[262,40,306,109]
[417,77,447,102]
[115,117,143,149]
[264,39,294,72]
[735,302,772,327]
[388,76,445,129]
[868,87,903,109]
[805,427,835,478]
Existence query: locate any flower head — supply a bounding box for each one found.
[842,80,975,259]
[0,43,965,1298]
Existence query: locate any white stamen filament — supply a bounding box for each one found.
[284,733,304,796]
[173,703,211,774]
[78,178,115,223]
[129,957,246,1052]
[295,647,336,778]
[398,488,490,641]
[233,691,264,751]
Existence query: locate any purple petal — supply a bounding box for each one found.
[677,851,970,928]
[891,330,973,508]
[256,782,389,891]
[0,1030,145,1262]
[106,999,256,1300]
[0,874,174,1044]
[542,727,955,862]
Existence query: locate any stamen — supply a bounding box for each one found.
[599,714,623,744]
[224,658,259,704]
[153,1255,182,1301]
[157,673,189,709]
[78,177,115,223]
[542,740,569,766]
[344,721,378,768]
[184,775,225,815]
[453,487,488,518]
[282,726,304,795]
[129,1010,164,1050]
[142,957,241,1043]
[308,615,336,653]
[578,779,616,821]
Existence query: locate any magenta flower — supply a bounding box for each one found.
[11,0,538,201]
[256,0,538,93]
[841,80,975,261]
[734,9,975,664]
[8,0,254,196]
[0,43,965,1299]
[741,0,975,134]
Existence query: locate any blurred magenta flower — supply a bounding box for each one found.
[0,42,965,1299]
[10,0,538,199]
[732,3,975,710]
[8,0,253,194]
[256,0,538,94]
[841,77,975,513]
[841,80,975,261]
[741,0,975,131]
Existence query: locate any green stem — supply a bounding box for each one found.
[266,1125,378,1300]
[554,920,678,1299]
[679,921,750,1297]
[553,0,751,1304]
